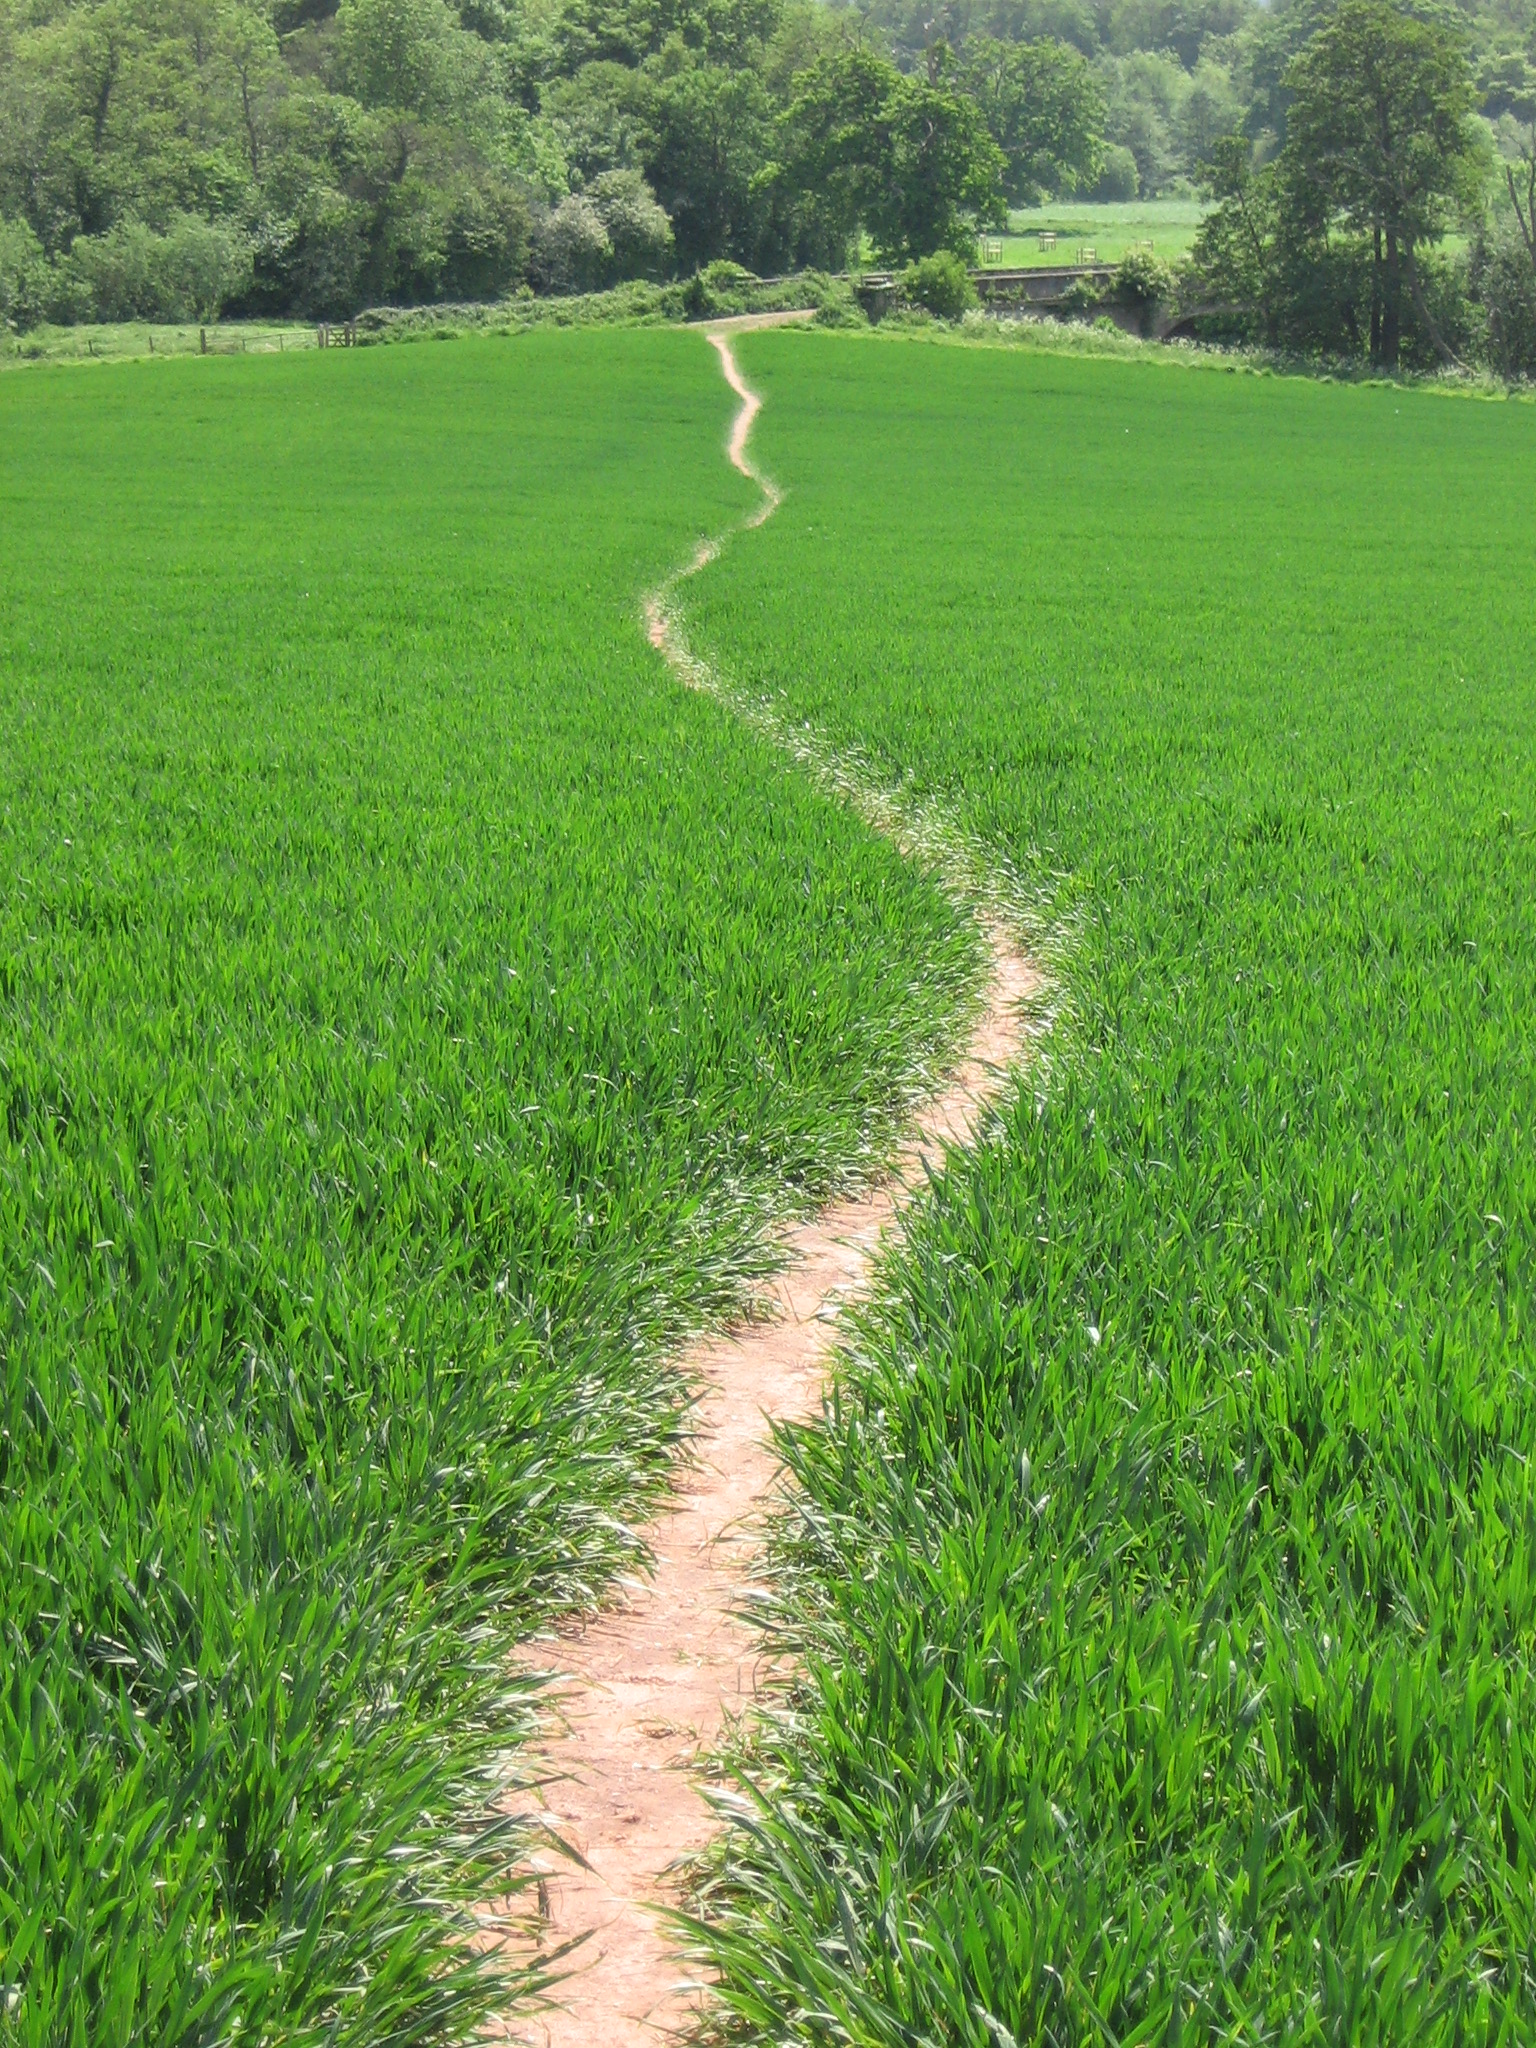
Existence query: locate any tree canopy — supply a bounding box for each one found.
[1188,0,1492,368]
[3,0,1534,327]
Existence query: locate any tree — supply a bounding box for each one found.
[587,165,671,275]
[529,186,610,288]
[1187,131,1353,350]
[1284,0,1481,368]
[635,58,777,270]
[333,0,478,119]
[1470,222,1536,378]
[778,46,890,262]
[1098,47,1196,197]
[781,45,1003,264]
[1181,51,1242,168]
[540,60,648,183]
[546,0,785,78]
[1104,0,1254,72]
[870,60,1002,260]
[959,35,1103,204]
[902,244,975,315]
[1189,134,1283,343]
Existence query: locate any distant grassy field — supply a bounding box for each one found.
[983,197,1208,268]
[0,317,315,367]
[0,333,978,2042]
[687,332,1536,2041]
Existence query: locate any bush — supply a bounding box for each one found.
[700,259,756,290]
[587,171,672,282]
[901,249,977,320]
[530,193,611,295]
[1113,247,1176,333]
[156,215,255,320]
[440,177,532,301]
[64,219,162,321]
[681,261,759,318]
[250,192,369,320]
[63,214,253,322]
[1114,247,1174,308]
[1400,247,1474,372]
[532,174,673,296]
[1094,143,1140,201]
[1056,273,1104,314]
[1470,228,1536,380]
[0,215,49,330]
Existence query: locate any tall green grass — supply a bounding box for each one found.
[686,332,1536,2041]
[0,331,980,2042]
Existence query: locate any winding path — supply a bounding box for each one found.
[505,315,1041,2047]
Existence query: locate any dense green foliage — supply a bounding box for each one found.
[0,0,1230,326]
[0,0,1011,318]
[901,244,978,312]
[867,0,1536,206]
[778,45,1005,262]
[0,330,980,2042]
[4,0,1535,341]
[1188,2,1488,369]
[686,328,1536,2040]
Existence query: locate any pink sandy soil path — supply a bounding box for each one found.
[492,312,1042,2047]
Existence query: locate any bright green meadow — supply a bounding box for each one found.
[0,331,980,2042]
[685,331,1536,2042]
[987,199,1207,269]
[5,312,1535,2048]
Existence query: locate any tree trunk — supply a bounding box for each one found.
[1370,224,1382,365]
[1382,227,1400,371]
[1509,151,1536,273]
[239,69,260,180]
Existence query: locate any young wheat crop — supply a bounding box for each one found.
[0,330,980,2043]
[685,329,1536,2044]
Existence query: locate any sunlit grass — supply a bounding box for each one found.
[686,327,1536,2043]
[0,328,980,2042]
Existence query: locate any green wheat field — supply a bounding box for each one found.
[0,331,977,2042]
[4,323,1534,2043]
[688,330,1536,2043]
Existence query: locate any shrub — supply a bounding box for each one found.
[901,248,977,320]
[1056,273,1104,314]
[0,215,48,330]
[1113,246,1176,333]
[700,259,756,290]
[530,193,611,295]
[62,214,253,322]
[1094,143,1140,201]
[253,191,370,320]
[156,214,255,321]
[440,176,532,301]
[1470,227,1536,380]
[587,171,673,282]
[682,261,758,318]
[1114,247,1174,308]
[65,219,162,320]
